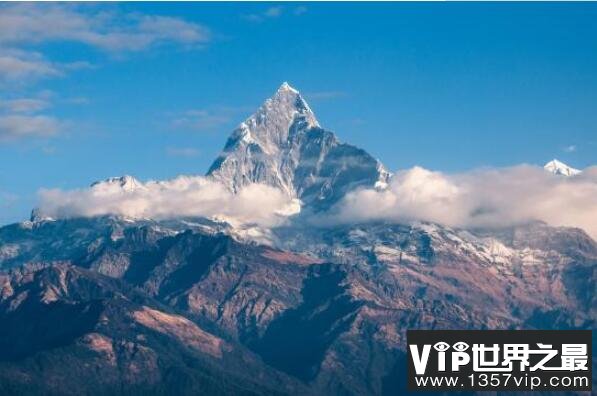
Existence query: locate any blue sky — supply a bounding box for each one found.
[1,2,596,224]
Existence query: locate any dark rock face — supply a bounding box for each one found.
[251,264,362,382]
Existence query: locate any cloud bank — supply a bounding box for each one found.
[242,6,307,23]
[37,176,300,227]
[323,165,597,239]
[35,165,597,239]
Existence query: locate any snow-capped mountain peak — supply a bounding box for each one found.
[278,81,299,94]
[207,83,389,210]
[232,82,319,153]
[544,159,581,176]
[90,175,145,192]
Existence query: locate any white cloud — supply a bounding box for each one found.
[0,4,210,52]
[242,6,285,23]
[323,165,597,239]
[563,145,577,153]
[170,107,250,132]
[264,7,283,18]
[32,163,597,239]
[0,49,61,82]
[0,4,209,84]
[0,97,50,113]
[0,49,94,83]
[166,147,200,157]
[247,5,306,20]
[172,109,231,131]
[0,114,62,141]
[41,146,57,155]
[0,91,66,142]
[36,176,300,227]
[294,6,308,16]
[63,96,90,105]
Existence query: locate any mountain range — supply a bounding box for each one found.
[0,83,595,395]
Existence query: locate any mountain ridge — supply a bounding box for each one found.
[1,215,595,394]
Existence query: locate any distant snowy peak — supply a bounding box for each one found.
[207,82,389,210]
[90,175,145,192]
[544,159,581,176]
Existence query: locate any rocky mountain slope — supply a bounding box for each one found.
[1,215,594,395]
[0,263,308,396]
[0,83,595,395]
